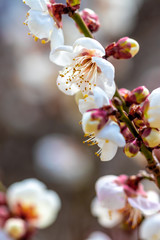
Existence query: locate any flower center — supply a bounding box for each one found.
[59,51,100,94]
[15,203,38,221]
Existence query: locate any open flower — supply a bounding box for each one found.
[82,112,125,161]
[7,179,61,229]
[50,37,115,96]
[23,0,64,48]
[94,175,160,228]
[81,87,125,161]
[143,88,160,129]
[139,214,160,240]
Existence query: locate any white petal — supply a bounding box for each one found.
[73,38,105,55]
[24,0,48,11]
[93,87,110,107]
[7,178,46,207]
[79,96,96,114]
[95,175,126,210]
[128,193,160,216]
[91,198,122,228]
[28,10,54,39]
[57,72,79,95]
[32,190,61,228]
[97,122,126,147]
[86,231,112,240]
[50,27,64,51]
[92,57,115,86]
[139,214,160,240]
[50,45,74,66]
[101,140,118,161]
[96,73,116,99]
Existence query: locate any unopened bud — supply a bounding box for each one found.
[133,118,145,128]
[129,86,149,104]
[119,88,131,100]
[124,140,139,158]
[141,128,160,148]
[79,8,100,33]
[105,37,139,59]
[4,218,26,240]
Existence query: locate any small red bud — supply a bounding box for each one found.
[79,8,100,33]
[124,140,140,158]
[105,37,139,60]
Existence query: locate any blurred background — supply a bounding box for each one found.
[0,0,160,239]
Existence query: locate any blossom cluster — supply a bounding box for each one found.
[0,179,61,239]
[6,0,160,238]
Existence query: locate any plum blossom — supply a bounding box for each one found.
[80,87,125,161]
[23,0,64,48]
[86,231,112,240]
[7,179,61,229]
[139,213,160,240]
[50,37,115,96]
[143,88,160,129]
[94,175,160,228]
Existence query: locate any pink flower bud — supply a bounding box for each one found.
[124,140,139,158]
[105,37,139,59]
[79,8,100,33]
[127,86,149,104]
[141,128,160,148]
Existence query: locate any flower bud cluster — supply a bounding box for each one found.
[0,179,61,240]
[117,86,160,156]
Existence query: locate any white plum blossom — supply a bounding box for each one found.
[144,88,160,129]
[86,231,112,240]
[50,37,115,96]
[23,0,64,48]
[80,87,125,161]
[139,214,160,240]
[7,179,61,229]
[94,175,160,228]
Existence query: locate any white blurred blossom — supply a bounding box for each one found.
[93,175,160,228]
[86,231,112,240]
[7,179,61,229]
[139,214,160,240]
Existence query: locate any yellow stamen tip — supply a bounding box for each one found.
[41,40,46,44]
